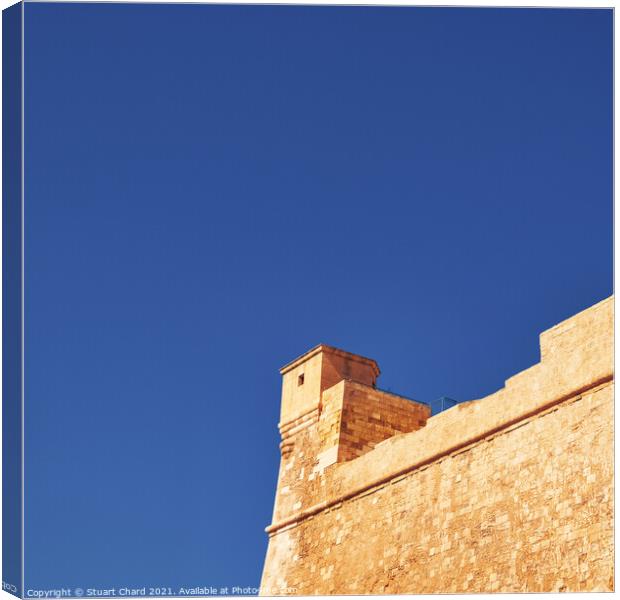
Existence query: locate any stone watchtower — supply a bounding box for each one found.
[262,345,430,589]
[277,345,429,468]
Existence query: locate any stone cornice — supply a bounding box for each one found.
[279,344,380,377]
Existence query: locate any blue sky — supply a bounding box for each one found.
[23,3,611,592]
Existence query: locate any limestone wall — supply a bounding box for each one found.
[261,297,614,594]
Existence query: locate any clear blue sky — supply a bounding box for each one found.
[24,3,611,592]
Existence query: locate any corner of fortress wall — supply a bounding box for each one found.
[260,296,614,595]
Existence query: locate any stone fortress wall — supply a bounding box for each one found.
[260,297,614,594]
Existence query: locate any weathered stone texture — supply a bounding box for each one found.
[261,297,613,594]
[321,381,430,463]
